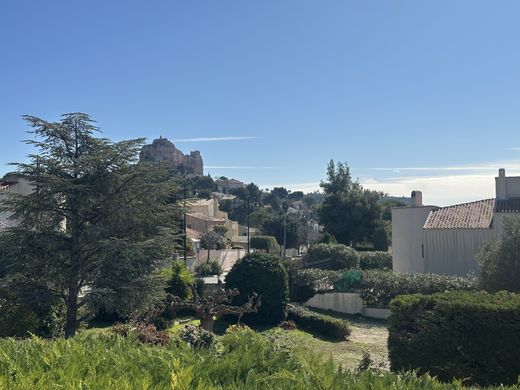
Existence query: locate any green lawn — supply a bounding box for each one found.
[261,312,388,370]
[168,308,389,371]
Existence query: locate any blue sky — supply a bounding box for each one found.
[2,1,520,205]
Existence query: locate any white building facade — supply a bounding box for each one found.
[392,169,520,276]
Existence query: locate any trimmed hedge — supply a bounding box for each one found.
[388,291,520,386]
[226,252,288,325]
[290,269,343,302]
[287,304,351,340]
[335,270,478,307]
[306,243,358,270]
[358,251,392,270]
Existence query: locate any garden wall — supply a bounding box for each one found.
[303,292,391,319]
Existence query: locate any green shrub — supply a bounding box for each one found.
[179,324,216,349]
[226,252,288,325]
[334,270,477,307]
[195,260,223,276]
[0,326,488,389]
[0,288,39,337]
[250,235,281,254]
[372,225,389,251]
[358,251,392,270]
[333,270,363,292]
[287,305,351,340]
[477,217,520,293]
[388,291,520,386]
[290,269,343,302]
[161,260,195,299]
[306,243,358,270]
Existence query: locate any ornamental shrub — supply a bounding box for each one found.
[161,260,195,299]
[290,269,343,302]
[477,217,520,293]
[287,305,351,340]
[388,291,520,386]
[306,243,358,270]
[179,324,216,349]
[195,260,223,276]
[358,251,392,270]
[226,252,288,325]
[250,235,281,254]
[334,270,477,307]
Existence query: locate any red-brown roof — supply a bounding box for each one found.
[423,199,495,229]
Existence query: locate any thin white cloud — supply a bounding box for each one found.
[368,160,520,173]
[175,136,259,142]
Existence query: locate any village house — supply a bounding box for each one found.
[392,169,520,276]
[186,196,248,248]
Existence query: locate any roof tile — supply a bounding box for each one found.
[423,199,495,229]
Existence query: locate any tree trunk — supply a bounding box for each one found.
[64,284,78,338]
[200,315,214,332]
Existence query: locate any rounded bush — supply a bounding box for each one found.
[250,235,280,254]
[225,252,288,325]
[306,243,359,270]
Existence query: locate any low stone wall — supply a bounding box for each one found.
[303,292,391,320]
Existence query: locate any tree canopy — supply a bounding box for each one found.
[0,113,181,337]
[318,160,382,246]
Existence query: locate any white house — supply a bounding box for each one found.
[392,169,520,276]
[0,175,32,229]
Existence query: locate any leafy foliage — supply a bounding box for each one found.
[388,291,520,386]
[335,270,478,307]
[477,217,520,293]
[195,260,223,276]
[287,305,351,340]
[161,260,195,299]
[250,235,280,254]
[226,252,288,324]
[358,251,392,270]
[306,243,359,270]
[319,160,382,246]
[261,212,308,249]
[179,324,216,349]
[0,326,472,389]
[0,114,181,337]
[290,269,343,302]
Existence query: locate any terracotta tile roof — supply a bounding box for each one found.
[423,199,495,229]
[495,198,520,213]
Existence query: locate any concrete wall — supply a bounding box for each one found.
[303,293,363,314]
[392,206,437,274]
[303,292,391,319]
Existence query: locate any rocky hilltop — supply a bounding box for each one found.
[139,137,203,175]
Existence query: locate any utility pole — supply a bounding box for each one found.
[183,177,187,264]
[283,211,287,260]
[247,197,250,253]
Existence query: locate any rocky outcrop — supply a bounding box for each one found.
[139,137,204,175]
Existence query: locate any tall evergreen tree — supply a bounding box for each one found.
[318,160,382,246]
[0,113,181,337]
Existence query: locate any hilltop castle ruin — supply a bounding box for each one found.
[139,137,204,175]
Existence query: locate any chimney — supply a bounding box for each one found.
[411,190,423,206]
[496,168,507,200]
